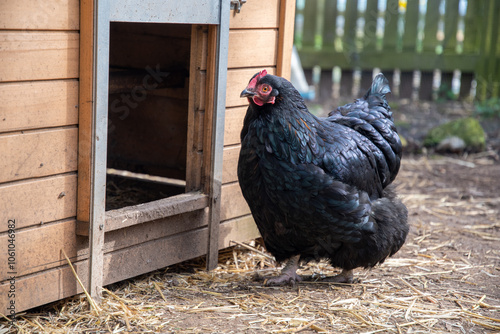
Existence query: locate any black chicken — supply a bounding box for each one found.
[237,70,408,285]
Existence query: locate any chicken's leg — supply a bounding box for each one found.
[264,255,301,286]
[322,269,353,283]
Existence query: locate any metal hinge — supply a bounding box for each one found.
[230,0,246,13]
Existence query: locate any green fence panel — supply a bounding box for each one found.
[295,0,498,101]
[476,0,500,100]
[363,0,380,52]
[302,0,319,48]
[462,1,480,54]
[422,0,440,53]
[322,0,338,50]
[402,0,419,52]
[343,0,359,62]
[383,0,400,52]
[443,0,459,53]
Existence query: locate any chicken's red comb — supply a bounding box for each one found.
[248,69,268,89]
[258,69,267,78]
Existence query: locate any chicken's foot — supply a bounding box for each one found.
[264,255,301,286]
[322,269,353,283]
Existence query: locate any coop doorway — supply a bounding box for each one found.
[76,22,217,237]
[77,0,231,299]
[106,22,192,210]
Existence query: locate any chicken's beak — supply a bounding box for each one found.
[240,88,256,98]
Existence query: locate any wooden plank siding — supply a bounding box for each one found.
[0,219,88,281]
[220,0,297,242]
[0,0,82,314]
[277,0,296,80]
[0,203,208,282]
[0,174,77,232]
[186,25,210,192]
[222,146,240,184]
[0,213,259,313]
[0,0,296,313]
[227,29,278,69]
[77,0,95,223]
[0,0,79,30]
[0,31,79,82]
[224,106,247,146]
[221,183,251,221]
[0,258,90,313]
[0,206,256,312]
[0,80,79,133]
[0,128,78,183]
[101,210,258,285]
[229,0,280,29]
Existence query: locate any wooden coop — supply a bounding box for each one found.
[0,0,295,313]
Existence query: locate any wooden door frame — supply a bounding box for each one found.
[77,0,230,300]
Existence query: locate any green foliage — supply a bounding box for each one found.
[474,97,500,118]
[423,117,486,152]
[436,83,458,102]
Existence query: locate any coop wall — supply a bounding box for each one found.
[0,0,81,312]
[218,0,295,246]
[0,0,295,313]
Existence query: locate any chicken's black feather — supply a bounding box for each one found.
[238,72,408,272]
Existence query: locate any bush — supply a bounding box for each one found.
[474,98,500,118]
[423,117,486,152]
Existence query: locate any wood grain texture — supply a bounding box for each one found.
[0,174,77,232]
[227,29,278,69]
[0,259,89,313]
[229,0,280,29]
[202,26,218,194]
[0,202,207,280]
[102,213,259,285]
[218,215,260,249]
[105,193,208,234]
[226,67,276,107]
[205,24,223,271]
[0,31,79,82]
[102,225,210,285]
[0,80,78,133]
[222,145,241,184]
[102,209,208,254]
[0,213,258,313]
[0,219,88,281]
[0,0,79,30]
[224,106,247,146]
[220,182,251,221]
[186,25,208,192]
[77,0,94,223]
[0,128,78,183]
[277,0,296,79]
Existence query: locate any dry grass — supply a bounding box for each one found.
[2,156,499,333]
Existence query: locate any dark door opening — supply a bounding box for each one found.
[106,22,192,210]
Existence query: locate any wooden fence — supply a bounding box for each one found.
[295,0,500,101]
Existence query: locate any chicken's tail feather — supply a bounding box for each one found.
[328,72,401,186]
[330,73,392,117]
[364,73,391,99]
[368,187,409,263]
[327,186,409,271]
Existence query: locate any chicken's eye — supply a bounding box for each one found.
[261,85,271,93]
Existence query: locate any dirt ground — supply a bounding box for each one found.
[5,102,500,333]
